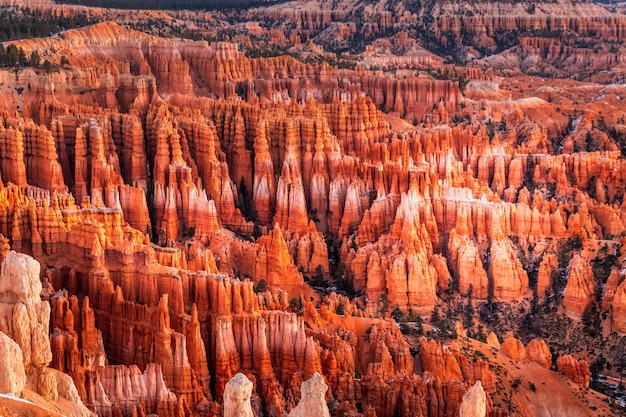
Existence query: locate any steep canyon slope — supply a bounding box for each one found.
[0,0,624,416]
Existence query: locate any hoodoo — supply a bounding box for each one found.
[0,0,623,415]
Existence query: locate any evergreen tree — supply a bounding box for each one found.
[17,47,27,66]
[464,284,475,330]
[0,45,7,66]
[289,297,304,316]
[336,301,345,315]
[431,305,441,325]
[29,50,40,67]
[379,293,390,316]
[581,303,601,338]
[391,306,403,322]
[6,44,19,66]
[254,279,267,293]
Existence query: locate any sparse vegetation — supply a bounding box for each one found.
[289,297,304,317]
[335,301,345,315]
[254,279,267,294]
[0,7,97,41]
[56,0,286,11]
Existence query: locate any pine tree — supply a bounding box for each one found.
[29,50,40,67]
[464,284,475,330]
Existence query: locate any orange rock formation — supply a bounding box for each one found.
[0,3,623,415]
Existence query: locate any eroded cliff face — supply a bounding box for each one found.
[7,0,626,81]
[0,251,93,417]
[0,2,623,415]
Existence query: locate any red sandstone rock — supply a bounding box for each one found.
[525,339,552,369]
[486,332,500,348]
[448,229,489,299]
[0,10,623,417]
[500,338,526,361]
[537,254,557,297]
[563,255,596,319]
[557,355,591,388]
[0,250,91,414]
[419,338,462,381]
[487,235,529,301]
[612,279,626,334]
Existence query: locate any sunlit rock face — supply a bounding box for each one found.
[0,0,624,415]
